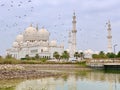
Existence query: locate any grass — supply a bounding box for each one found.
[76,61,86,66]
[0,57,87,66]
[0,79,23,90]
[0,87,15,90]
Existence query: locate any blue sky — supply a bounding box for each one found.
[0,0,120,55]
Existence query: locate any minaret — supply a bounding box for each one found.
[68,31,72,56]
[71,12,77,57]
[107,20,112,53]
[36,24,38,31]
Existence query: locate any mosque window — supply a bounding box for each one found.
[41,49,43,52]
[31,49,38,53]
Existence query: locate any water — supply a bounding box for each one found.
[0,70,120,90]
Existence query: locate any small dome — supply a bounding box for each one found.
[78,50,83,53]
[94,51,99,54]
[38,27,49,40]
[50,40,57,47]
[60,43,64,48]
[84,49,93,54]
[87,49,93,54]
[39,28,49,35]
[44,47,48,52]
[16,34,23,42]
[12,42,19,48]
[66,49,69,52]
[33,41,38,45]
[34,40,38,43]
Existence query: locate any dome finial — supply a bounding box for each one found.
[36,24,38,31]
[108,19,110,24]
[73,10,75,16]
[42,26,44,29]
[30,23,32,27]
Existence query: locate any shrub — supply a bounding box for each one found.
[0,59,20,64]
[40,58,47,62]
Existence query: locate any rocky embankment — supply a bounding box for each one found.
[0,65,61,80]
[0,64,90,80]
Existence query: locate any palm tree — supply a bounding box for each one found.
[61,51,69,61]
[53,52,60,60]
[80,52,84,60]
[35,54,39,60]
[74,52,79,59]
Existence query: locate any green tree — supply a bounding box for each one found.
[79,52,84,60]
[92,54,99,59]
[117,51,120,58]
[106,53,115,58]
[61,51,69,61]
[0,56,2,59]
[74,52,79,59]
[99,51,107,59]
[0,55,2,61]
[35,54,39,60]
[5,54,12,59]
[25,54,30,60]
[92,51,107,59]
[53,52,60,60]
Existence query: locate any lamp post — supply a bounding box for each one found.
[113,44,117,63]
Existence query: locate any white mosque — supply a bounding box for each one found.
[6,25,64,59]
[6,12,109,60]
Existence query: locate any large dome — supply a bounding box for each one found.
[38,27,49,41]
[16,34,23,42]
[23,26,37,42]
[84,49,93,54]
[25,26,37,34]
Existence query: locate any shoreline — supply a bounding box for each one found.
[0,64,90,80]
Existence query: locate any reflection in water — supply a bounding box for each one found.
[15,71,120,90]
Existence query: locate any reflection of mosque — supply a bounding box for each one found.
[15,77,77,90]
[15,72,120,90]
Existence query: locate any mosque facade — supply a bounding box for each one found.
[6,25,64,59]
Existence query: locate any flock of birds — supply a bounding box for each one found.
[0,0,101,47]
[0,0,70,42]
